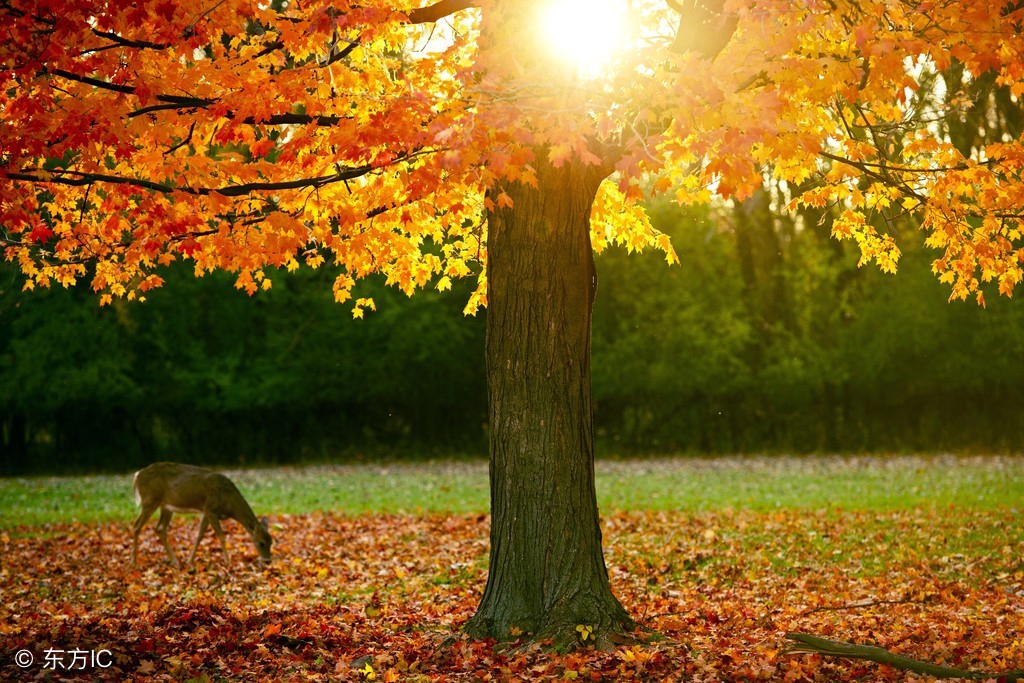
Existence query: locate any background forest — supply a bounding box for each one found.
[5,191,1024,475]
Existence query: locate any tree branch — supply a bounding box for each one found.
[127,100,348,126]
[785,633,1024,681]
[46,50,354,127]
[407,0,476,25]
[6,164,376,197]
[89,29,170,51]
[165,122,196,156]
[801,596,931,616]
[667,0,738,58]
[321,40,359,67]
[41,70,347,126]
[45,68,135,95]
[6,150,431,197]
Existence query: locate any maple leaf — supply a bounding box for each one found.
[548,144,573,168]
[495,191,514,209]
[27,222,54,243]
[249,139,275,158]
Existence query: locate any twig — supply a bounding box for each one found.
[801,596,931,616]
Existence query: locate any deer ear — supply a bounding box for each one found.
[260,516,269,530]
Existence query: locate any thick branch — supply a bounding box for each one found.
[46,68,135,95]
[785,633,1024,681]
[47,46,362,127]
[667,0,738,58]
[6,149,432,198]
[90,29,170,51]
[407,0,476,24]
[321,41,359,67]
[6,162,381,197]
[128,101,347,126]
[43,70,347,126]
[245,112,348,126]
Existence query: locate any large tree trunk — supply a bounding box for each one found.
[464,153,636,647]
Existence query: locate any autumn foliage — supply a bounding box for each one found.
[1,508,1022,681]
[4,0,1024,305]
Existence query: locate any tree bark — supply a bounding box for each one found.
[464,152,636,647]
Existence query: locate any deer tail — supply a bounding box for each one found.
[133,471,141,507]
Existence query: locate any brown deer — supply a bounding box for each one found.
[131,462,272,567]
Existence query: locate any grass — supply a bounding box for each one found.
[0,453,1020,529]
[595,453,1024,512]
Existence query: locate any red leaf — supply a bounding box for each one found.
[28,221,53,243]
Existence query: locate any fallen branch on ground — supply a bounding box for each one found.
[785,632,1024,681]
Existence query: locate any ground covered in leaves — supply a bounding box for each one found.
[2,508,1022,681]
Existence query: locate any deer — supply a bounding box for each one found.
[131,462,272,568]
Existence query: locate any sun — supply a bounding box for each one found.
[538,0,627,78]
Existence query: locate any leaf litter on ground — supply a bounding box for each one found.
[1,502,1022,681]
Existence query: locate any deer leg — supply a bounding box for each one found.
[188,514,210,566]
[131,504,159,565]
[155,508,180,568]
[210,517,230,564]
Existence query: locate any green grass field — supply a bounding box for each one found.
[1,454,1020,528]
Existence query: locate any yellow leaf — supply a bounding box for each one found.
[575,624,593,641]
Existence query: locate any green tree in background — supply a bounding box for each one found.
[0,264,486,474]
[7,193,1024,474]
[591,197,1024,455]
[591,202,753,451]
[0,270,140,472]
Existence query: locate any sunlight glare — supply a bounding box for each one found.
[539,0,626,78]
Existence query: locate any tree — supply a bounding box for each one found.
[4,0,1024,646]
